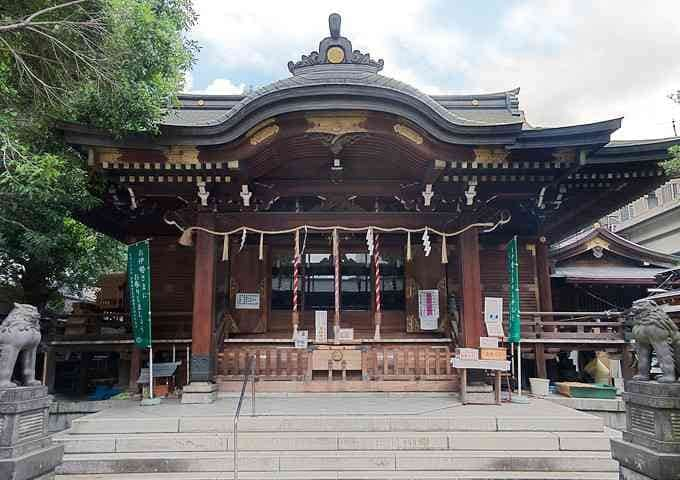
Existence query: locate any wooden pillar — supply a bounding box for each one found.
[129,346,141,392]
[534,239,553,378]
[535,239,554,319]
[78,352,91,397]
[191,222,217,382]
[44,347,56,394]
[458,227,482,347]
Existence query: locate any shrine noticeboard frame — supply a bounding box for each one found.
[128,240,152,348]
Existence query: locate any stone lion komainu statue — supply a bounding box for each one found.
[0,303,42,388]
[625,299,680,383]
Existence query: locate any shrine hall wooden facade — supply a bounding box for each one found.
[56,14,680,392]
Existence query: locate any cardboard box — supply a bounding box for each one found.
[455,347,479,361]
[479,347,507,360]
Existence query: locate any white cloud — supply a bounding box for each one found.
[188,0,680,140]
[471,1,680,139]
[199,78,245,95]
[183,71,245,95]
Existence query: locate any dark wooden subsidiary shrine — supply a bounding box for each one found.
[54,14,679,394]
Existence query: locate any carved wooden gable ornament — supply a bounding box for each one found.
[287,13,384,74]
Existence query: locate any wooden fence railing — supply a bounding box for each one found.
[218,344,455,382]
[363,346,454,381]
[503,311,625,342]
[220,348,310,381]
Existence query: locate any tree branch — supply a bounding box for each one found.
[0,0,88,34]
[0,213,34,233]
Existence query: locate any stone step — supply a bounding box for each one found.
[56,450,618,475]
[68,414,603,435]
[56,471,620,480]
[55,430,613,454]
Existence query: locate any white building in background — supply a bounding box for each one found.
[602,179,680,255]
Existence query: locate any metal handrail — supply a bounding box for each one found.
[233,355,255,480]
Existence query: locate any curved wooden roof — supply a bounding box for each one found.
[551,226,679,267]
[61,14,629,150]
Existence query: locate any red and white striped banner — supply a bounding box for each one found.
[333,229,340,316]
[293,230,300,313]
[374,233,381,313]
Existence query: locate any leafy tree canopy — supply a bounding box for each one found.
[0,0,198,309]
[663,145,680,177]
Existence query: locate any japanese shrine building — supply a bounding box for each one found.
[57,14,680,393]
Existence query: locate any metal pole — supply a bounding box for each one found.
[234,418,238,480]
[510,343,515,377]
[172,343,176,363]
[186,345,190,384]
[251,361,255,416]
[149,346,154,399]
[517,342,522,397]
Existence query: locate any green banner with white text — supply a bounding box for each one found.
[506,236,521,343]
[128,240,151,348]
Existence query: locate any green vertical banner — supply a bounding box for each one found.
[506,236,521,343]
[128,240,151,348]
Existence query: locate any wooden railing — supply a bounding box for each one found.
[218,344,455,382]
[47,311,130,339]
[47,310,193,341]
[364,346,454,381]
[220,348,310,381]
[504,311,625,342]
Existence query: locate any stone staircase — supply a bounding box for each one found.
[53,408,618,479]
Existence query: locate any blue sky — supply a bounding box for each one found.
[185,0,680,140]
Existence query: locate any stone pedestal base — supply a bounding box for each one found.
[620,465,654,480]
[181,382,218,404]
[612,438,680,480]
[612,380,680,480]
[0,386,63,480]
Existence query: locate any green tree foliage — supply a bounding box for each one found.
[663,145,680,177]
[0,1,197,309]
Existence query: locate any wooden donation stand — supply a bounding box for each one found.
[452,357,510,405]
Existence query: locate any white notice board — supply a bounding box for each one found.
[315,311,328,343]
[294,330,308,349]
[235,293,260,310]
[484,297,504,337]
[418,289,439,330]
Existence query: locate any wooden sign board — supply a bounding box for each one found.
[455,347,479,361]
[484,297,504,337]
[480,336,499,348]
[480,347,507,361]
